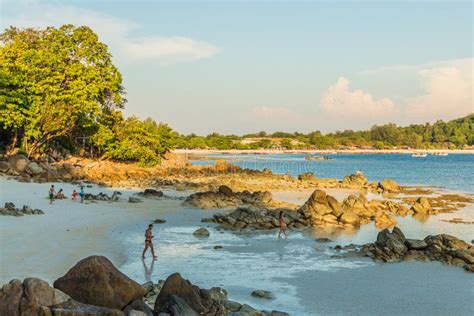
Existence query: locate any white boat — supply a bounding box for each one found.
[432,152,448,156]
[412,153,427,158]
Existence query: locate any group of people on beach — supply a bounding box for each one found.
[48,184,85,204]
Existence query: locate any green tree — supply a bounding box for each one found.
[0,25,125,157]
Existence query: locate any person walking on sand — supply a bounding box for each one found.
[142,224,157,260]
[278,211,287,239]
[79,187,85,203]
[49,185,56,204]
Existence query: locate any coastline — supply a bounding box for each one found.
[173,148,474,155]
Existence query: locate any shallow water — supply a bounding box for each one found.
[115,194,474,316]
[192,153,474,193]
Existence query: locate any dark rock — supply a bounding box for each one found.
[251,290,273,299]
[154,273,206,314]
[50,299,124,316]
[0,279,22,316]
[193,228,210,237]
[218,185,233,196]
[129,197,143,203]
[405,239,428,250]
[123,299,153,316]
[153,219,166,224]
[53,256,146,310]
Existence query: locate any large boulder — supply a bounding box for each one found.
[218,185,233,196]
[0,279,23,316]
[375,227,407,257]
[53,256,146,310]
[0,161,10,172]
[26,162,44,175]
[411,197,432,214]
[300,190,340,218]
[8,155,30,173]
[154,273,206,314]
[341,195,373,218]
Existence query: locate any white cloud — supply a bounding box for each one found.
[0,0,219,65]
[249,106,301,121]
[404,59,473,122]
[320,77,399,122]
[321,58,473,127]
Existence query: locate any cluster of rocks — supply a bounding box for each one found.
[0,202,44,216]
[184,185,278,209]
[0,155,82,183]
[206,189,438,231]
[136,189,164,199]
[84,191,122,202]
[0,255,288,316]
[356,227,474,272]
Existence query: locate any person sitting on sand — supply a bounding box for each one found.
[79,187,85,203]
[278,211,287,239]
[142,224,158,260]
[72,190,78,201]
[55,188,65,199]
[49,185,56,204]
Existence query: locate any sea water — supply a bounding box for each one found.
[192,153,474,193]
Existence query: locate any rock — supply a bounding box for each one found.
[0,161,10,172]
[411,197,432,214]
[341,172,368,189]
[193,228,210,237]
[374,211,397,229]
[0,279,22,316]
[339,211,361,226]
[128,311,148,316]
[50,299,124,316]
[238,304,261,316]
[20,277,55,315]
[251,290,273,299]
[375,227,407,259]
[213,245,224,250]
[53,255,146,310]
[299,190,341,221]
[298,172,317,182]
[405,239,428,250]
[26,162,44,175]
[271,311,290,316]
[129,197,143,203]
[153,219,166,224]
[123,299,153,316]
[154,273,206,314]
[225,300,242,312]
[218,185,233,196]
[315,238,333,242]
[379,179,401,192]
[8,154,30,173]
[143,189,163,198]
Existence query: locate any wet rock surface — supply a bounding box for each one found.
[352,227,474,272]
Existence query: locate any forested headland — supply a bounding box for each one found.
[1,25,473,166]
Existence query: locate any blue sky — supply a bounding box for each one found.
[1,0,473,134]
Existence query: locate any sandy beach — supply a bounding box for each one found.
[1,176,473,315]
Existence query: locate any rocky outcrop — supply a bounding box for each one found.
[136,189,164,199]
[211,207,300,230]
[298,172,318,182]
[411,197,433,214]
[357,227,474,272]
[153,273,287,316]
[8,155,30,173]
[1,255,289,316]
[184,186,276,209]
[85,191,122,202]
[0,202,44,216]
[0,278,70,316]
[341,172,368,189]
[53,256,146,310]
[378,179,401,192]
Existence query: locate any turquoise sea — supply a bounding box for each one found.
[192,153,474,193]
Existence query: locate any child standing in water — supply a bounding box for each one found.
[49,185,55,204]
[79,187,85,203]
[278,211,287,239]
[71,190,78,201]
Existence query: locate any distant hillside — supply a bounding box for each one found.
[176,115,474,150]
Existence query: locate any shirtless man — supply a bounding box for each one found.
[142,224,157,259]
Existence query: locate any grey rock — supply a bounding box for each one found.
[251,290,273,299]
[193,228,210,237]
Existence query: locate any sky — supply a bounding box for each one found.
[1,0,473,134]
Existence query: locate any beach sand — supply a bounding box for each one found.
[1,177,473,315]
